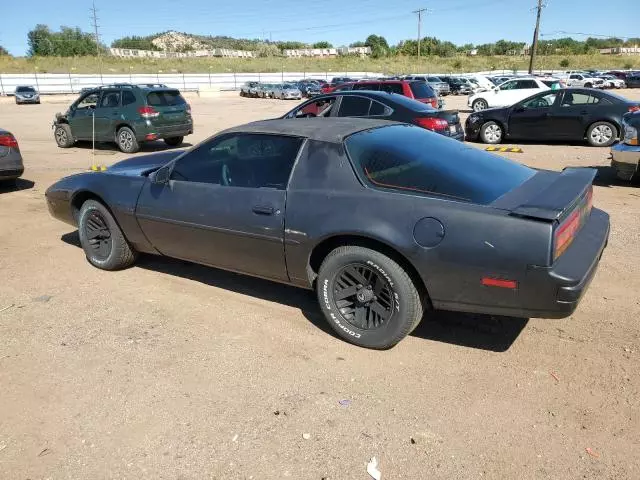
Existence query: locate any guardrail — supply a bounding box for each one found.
[0,72,383,95]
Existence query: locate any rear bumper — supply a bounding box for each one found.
[136,122,193,141]
[0,167,24,180]
[611,142,640,180]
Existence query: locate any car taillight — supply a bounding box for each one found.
[0,133,19,149]
[553,186,593,261]
[186,104,191,114]
[138,106,159,119]
[629,105,640,113]
[414,117,448,131]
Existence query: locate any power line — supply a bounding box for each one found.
[528,0,545,74]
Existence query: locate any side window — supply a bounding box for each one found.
[293,97,336,118]
[521,93,558,109]
[516,80,538,89]
[171,134,303,190]
[76,93,99,110]
[99,91,121,108]
[561,92,595,107]
[570,75,579,80]
[337,96,372,117]
[500,81,517,90]
[353,83,379,91]
[368,100,388,116]
[122,90,136,106]
[380,83,404,94]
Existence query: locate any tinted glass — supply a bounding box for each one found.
[427,77,442,82]
[147,90,186,107]
[122,90,137,106]
[409,82,435,99]
[379,83,404,94]
[171,134,303,189]
[345,125,535,204]
[517,80,538,89]
[386,93,435,112]
[99,91,121,108]
[369,100,387,116]
[561,92,598,106]
[522,92,558,109]
[338,96,372,117]
[353,83,380,91]
[16,86,36,93]
[77,93,99,109]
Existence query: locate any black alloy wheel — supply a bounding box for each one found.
[332,263,395,330]
[84,210,112,261]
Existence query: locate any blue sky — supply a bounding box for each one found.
[2,0,637,56]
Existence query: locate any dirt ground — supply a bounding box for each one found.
[1,91,639,480]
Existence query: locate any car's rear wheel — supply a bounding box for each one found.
[587,121,617,147]
[480,121,503,144]
[472,99,488,112]
[164,136,184,147]
[316,246,424,349]
[116,126,139,153]
[54,124,75,148]
[584,83,593,88]
[78,199,137,271]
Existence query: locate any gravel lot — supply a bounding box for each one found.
[1,91,639,480]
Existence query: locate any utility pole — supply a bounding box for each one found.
[528,0,545,74]
[413,8,429,57]
[90,1,103,84]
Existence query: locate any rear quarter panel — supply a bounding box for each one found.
[284,139,551,312]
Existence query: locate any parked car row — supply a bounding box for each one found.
[240,80,325,99]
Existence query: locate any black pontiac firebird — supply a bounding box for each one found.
[46,118,610,349]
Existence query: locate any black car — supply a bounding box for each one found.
[46,118,609,349]
[465,88,640,147]
[626,73,640,88]
[440,76,473,95]
[281,91,463,141]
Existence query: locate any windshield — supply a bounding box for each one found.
[345,124,535,205]
[16,86,36,93]
[427,77,442,83]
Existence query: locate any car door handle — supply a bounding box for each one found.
[252,205,275,215]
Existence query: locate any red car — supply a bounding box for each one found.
[328,80,440,109]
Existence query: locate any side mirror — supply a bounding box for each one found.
[152,165,170,185]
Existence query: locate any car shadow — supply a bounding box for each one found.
[61,230,528,352]
[0,178,35,193]
[71,141,193,153]
[576,164,639,188]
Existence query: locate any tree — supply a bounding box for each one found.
[365,34,389,58]
[27,24,101,56]
[312,41,332,49]
[349,41,365,48]
[560,58,570,68]
[112,36,160,51]
[0,45,9,56]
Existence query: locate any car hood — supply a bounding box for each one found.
[108,150,185,176]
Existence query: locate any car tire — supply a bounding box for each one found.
[584,83,592,88]
[586,121,617,147]
[480,121,503,144]
[116,126,139,153]
[164,136,184,147]
[472,99,488,112]
[240,90,245,97]
[54,124,75,148]
[78,199,137,271]
[316,246,425,349]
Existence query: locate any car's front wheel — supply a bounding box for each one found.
[54,124,75,148]
[164,136,184,147]
[78,199,137,270]
[316,246,424,349]
[116,126,139,153]
[587,121,617,147]
[480,121,503,144]
[472,99,488,112]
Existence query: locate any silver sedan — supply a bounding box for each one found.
[0,129,24,185]
[272,84,302,100]
[14,86,40,104]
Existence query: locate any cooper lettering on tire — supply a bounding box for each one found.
[316,245,425,349]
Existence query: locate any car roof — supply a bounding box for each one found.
[221,118,400,144]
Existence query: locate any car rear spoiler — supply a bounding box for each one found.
[509,167,596,221]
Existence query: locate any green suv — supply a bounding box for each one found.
[53,84,193,153]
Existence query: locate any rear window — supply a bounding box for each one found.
[353,83,380,91]
[147,90,186,107]
[409,82,436,99]
[345,124,535,204]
